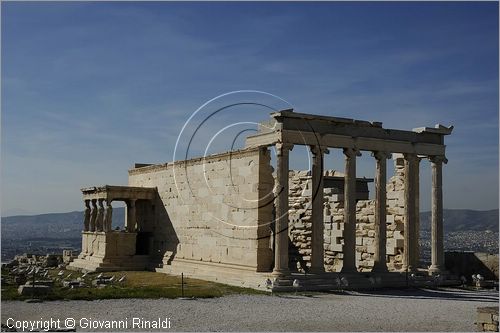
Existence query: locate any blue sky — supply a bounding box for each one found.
[1,1,498,216]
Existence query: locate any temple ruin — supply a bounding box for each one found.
[69,110,454,290]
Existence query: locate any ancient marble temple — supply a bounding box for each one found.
[69,110,454,291]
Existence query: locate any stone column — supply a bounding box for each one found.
[402,153,417,272]
[429,155,447,274]
[412,157,421,269]
[341,147,360,273]
[96,199,104,232]
[372,151,390,272]
[126,199,137,232]
[83,200,91,231]
[89,199,97,232]
[310,145,327,274]
[272,142,293,276]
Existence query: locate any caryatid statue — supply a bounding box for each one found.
[104,201,113,232]
[83,200,91,231]
[89,199,98,232]
[96,199,105,232]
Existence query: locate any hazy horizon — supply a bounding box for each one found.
[3,206,500,219]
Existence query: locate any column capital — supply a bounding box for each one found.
[259,145,271,155]
[429,155,448,164]
[309,145,329,156]
[403,152,418,162]
[343,147,361,158]
[372,151,392,161]
[275,142,293,156]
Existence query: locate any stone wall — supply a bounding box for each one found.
[128,147,274,272]
[288,161,406,272]
[69,232,149,271]
[127,148,410,275]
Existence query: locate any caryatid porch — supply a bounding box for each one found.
[80,185,157,232]
[245,110,453,281]
[68,185,157,272]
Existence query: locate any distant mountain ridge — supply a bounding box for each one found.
[1,208,497,240]
[1,207,126,240]
[420,209,499,232]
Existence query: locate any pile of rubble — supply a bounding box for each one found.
[2,253,64,296]
[91,273,127,288]
[2,251,128,297]
[6,253,63,268]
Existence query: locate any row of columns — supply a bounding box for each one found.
[83,199,113,232]
[272,143,447,276]
[82,199,139,233]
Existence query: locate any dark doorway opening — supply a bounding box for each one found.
[136,232,152,255]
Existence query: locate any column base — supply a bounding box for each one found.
[308,266,325,275]
[428,265,446,275]
[371,264,389,273]
[340,265,358,274]
[272,268,290,277]
[401,265,417,273]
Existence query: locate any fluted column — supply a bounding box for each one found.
[126,199,137,232]
[372,151,390,272]
[402,153,417,272]
[341,147,360,273]
[89,199,97,232]
[429,155,447,274]
[272,142,293,276]
[413,157,421,269]
[310,145,327,274]
[83,200,91,231]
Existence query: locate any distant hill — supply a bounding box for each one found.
[1,207,125,240]
[1,208,497,240]
[420,209,499,232]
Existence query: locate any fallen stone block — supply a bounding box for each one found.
[18,285,52,296]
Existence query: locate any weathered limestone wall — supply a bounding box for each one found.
[128,147,274,272]
[386,155,406,271]
[288,162,406,272]
[79,232,136,259]
[69,232,148,271]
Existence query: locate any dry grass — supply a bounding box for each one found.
[2,268,265,301]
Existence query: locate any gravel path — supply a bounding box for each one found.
[2,288,497,331]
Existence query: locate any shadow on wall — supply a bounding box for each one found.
[445,251,499,282]
[289,240,309,273]
[152,192,179,266]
